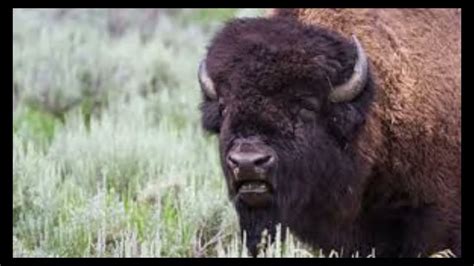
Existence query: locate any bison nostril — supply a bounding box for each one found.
[254,155,273,167]
[227,151,275,170]
[227,155,239,169]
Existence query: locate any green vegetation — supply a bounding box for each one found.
[12,8,270,258]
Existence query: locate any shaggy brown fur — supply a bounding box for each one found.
[269,8,461,255]
[198,9,460,257]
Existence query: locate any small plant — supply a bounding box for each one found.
[429,249,457,258]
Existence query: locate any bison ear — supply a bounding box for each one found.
[328,73,374,149]
[199,100,221,134]
[328,104,365,148]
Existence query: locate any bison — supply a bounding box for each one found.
[197,9,461,257]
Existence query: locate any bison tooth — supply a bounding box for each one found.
[239,181,269,192]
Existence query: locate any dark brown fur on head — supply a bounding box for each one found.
[200,17,375,256]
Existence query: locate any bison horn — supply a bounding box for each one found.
[198,59,217,100]
[328,35,368,103]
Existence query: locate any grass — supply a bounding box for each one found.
[12,8,456,258]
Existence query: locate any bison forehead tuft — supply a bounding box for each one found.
[204,17,357,96]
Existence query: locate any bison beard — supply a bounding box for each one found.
[223,122,368,256]
[234,198,280,256]
[229,146,363,257]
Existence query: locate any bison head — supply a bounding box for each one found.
[198,17,375,256]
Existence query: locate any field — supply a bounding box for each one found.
[12,8,316,258]
[12,9,454,258]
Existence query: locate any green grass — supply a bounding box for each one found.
[12,8,265,258]
[12,8,455,258]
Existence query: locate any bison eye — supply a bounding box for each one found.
[298,108,315,122]
[296,97,320,122]
[301,97,321,111]
[218,99,228,116]
[221,107,228,116]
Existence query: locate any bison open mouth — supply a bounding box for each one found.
[236,180,273,207]
[238,180,270,193]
